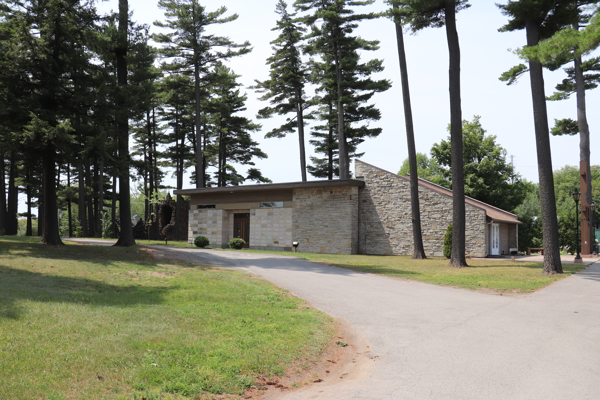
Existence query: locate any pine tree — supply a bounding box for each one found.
[295,0,389,180]
[518,1,600,256]
[254,0,310,181]
[206,64,269,187]
[154,0,251,188]
[395,0,470,267]
[295,0,390,180]
[388,1,426,259]
[498,0,576,274]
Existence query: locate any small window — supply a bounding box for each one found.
[260,201,284,208]
[197,204,216,209]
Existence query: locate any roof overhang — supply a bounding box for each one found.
[487,216,523,225]
[174,179,365,196]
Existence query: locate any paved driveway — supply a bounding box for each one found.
[66,240,600,400]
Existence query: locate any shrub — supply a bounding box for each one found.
[443,224,452,259]
[228,238,246,250]
[194,236,210,248]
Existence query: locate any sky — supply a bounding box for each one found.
[18,0,600,214]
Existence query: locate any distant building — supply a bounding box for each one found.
[174,160,520,257]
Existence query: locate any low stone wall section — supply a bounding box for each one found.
[292,185,359,255]
[356,161,487,257]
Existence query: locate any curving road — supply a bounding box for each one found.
[67,239,600,400]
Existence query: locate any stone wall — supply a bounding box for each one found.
[250,208,293,250]
[292,186,359,254]
[188,209,227,248]
[356,161,487,257]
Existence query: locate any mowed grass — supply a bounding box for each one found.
[219,249,587,294]
[0,236,333,400]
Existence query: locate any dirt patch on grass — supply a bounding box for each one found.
[235,319,375,400]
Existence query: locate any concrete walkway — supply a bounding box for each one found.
[66,239,600,400]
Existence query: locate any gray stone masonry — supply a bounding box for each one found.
[250,208,293,250]
[356,161,487,257]
[292,186,359,255]
[188,209,227,248]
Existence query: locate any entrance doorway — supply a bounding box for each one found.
[491,223,500,256]
[234,213,250,248]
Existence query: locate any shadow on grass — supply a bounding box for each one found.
[0,238,168,269]
[0,265,172,320]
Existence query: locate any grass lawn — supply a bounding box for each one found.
[0,236,333,400]
[217,249,587,294]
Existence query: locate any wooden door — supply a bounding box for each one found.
[234,213,250,248]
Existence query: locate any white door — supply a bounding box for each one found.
[491,224,500,255]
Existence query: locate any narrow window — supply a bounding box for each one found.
[197,204,216,209]
[260,201,284,208]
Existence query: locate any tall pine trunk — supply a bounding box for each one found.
[67,163,73,238]
[26,168,32,236]
[573,37,593,253]
[445,1,467,267]
[98,158,104,237]
[112,174,117,238]
[334,41,348,180]
[328,100,334,180]
[194,64,205,188]
[394,14,426,260]
[86,160,95,237]
[42,146,62,245]
[525,20,562,274]
[78,161,88,236]
[38,181,44,237]
[296,90,307,182]
[114,0,135,247]
[0,150,6,234]
[6,152,18,235]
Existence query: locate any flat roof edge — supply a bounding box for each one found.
[174,179,365,195]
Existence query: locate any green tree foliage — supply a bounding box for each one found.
[398,153,446,187]
[515,166,600,253]
[154,0,251,188]
[206,64,269,187]
[295,0,390,180]
[254,0,310,182]
[430,116,530,212]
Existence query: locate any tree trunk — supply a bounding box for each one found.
[78,161,88,237]
[26,168,33,236]
[148,110,155,213]
[0,150,6,235]
[296,90,307,182]
[112,174,117,238]
[38,181,44,237]
[86,160,95,237]
[194,64,205,188]
[42,146,63,245]
[98,158,104,237]
[573,49,593,253]
[6,151,18,235]
[445,1,467,268]
[114,0,135,247]
[67,163,72,238]
[328,101,334,180]
[394,13,426,260]
[526,20,562,274]
[334,41,348,180]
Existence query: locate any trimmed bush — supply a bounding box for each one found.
[443,224,452,259]
[228,238,246,250]
[194,236,210,248]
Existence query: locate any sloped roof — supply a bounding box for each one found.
[173,179,364,196]
[356,160,521,225]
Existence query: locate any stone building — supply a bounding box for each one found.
[174,160,520,257]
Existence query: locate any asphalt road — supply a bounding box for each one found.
[67,239,600,400]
